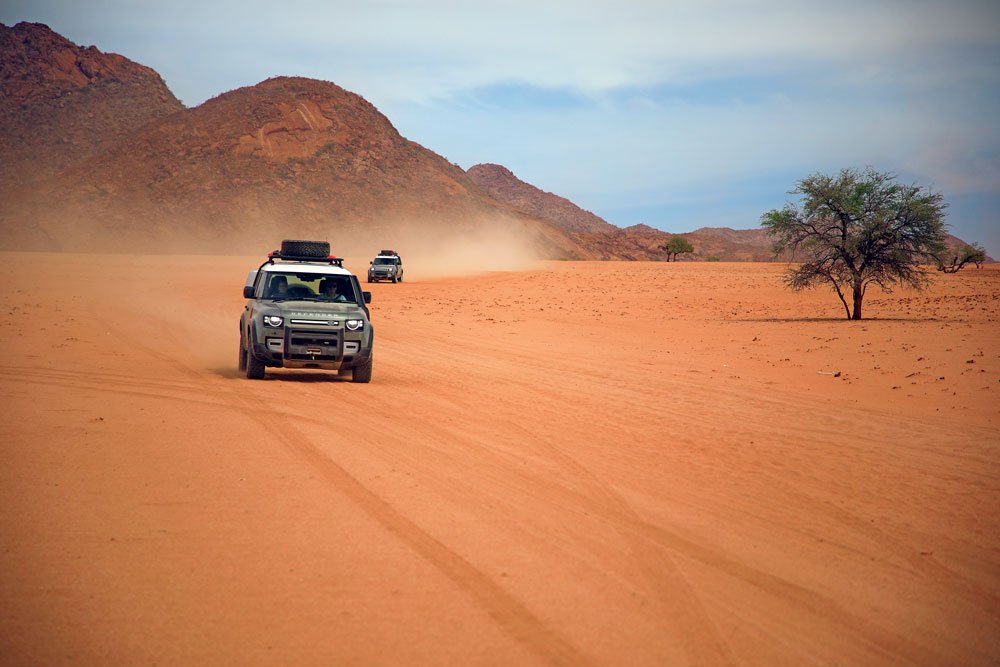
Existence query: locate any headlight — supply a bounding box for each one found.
[345,319,364,331]
[388,267,394,272]
[263,315,284,327]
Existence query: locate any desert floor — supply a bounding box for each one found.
[1,253,998,666]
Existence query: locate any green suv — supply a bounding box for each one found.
[239,240,374,382]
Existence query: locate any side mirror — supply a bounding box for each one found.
[243,286,255,298]
[363,291,372,304]
[369,261,373,265]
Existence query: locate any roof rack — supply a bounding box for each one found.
[377,249,398,257]
[260,250,345,268]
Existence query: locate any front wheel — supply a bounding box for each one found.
[238,336,247,371]
[351,355,373,383]
[245,340,265,379]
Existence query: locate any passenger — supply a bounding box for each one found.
[269,275,289,298]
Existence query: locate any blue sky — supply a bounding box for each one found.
[4,0,999,254]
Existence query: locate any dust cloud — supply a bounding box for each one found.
[324,213,545,279]
[2,204,548,279]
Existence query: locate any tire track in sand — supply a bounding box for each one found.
[87,298,962,666]
[399,403,955,665]
[97,313,592,667]
[503,422,741,665]
[227,383,593,667]
[92,313,586,661]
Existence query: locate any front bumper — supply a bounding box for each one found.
[252,324,372,370]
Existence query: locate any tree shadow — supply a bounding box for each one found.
[739,317,947,323]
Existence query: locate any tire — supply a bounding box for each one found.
[245,342,265,379]
[238,336,247,371]
[391,276,398,283]
[398,274,403,282]
[281,239,329,257]
[351,355,373,383]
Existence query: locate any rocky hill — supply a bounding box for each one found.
[1,23,988,262]
[468,163,680,259]
[464,163,991,262]
[0,22,183,189]
[465,164,777,260]
[682,227,779,262]
[467,163,615,234]
[2,70,589,255]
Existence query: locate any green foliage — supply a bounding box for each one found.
[314,142,337,157]
[659,235,695,261]
[706,255,721,262]
[761,167,948,319]
[934,241,987,273]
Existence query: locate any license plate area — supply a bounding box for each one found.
[285,329,340,360]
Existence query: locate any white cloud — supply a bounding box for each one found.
[9,0,997,105]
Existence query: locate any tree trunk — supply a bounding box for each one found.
[851,280,863,320]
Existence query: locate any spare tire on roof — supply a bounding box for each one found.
[281,240,330,257]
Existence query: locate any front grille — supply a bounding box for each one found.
[285,329,340,360]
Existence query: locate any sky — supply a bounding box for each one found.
[4,0,999,255]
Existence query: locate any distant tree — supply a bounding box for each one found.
[762,167,947,320]
[933,242,987,273]
[660,236,695,261]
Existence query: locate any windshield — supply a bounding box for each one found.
[261,271,356,303]
[373,257,398,265]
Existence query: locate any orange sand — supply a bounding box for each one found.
[1,254,997,665]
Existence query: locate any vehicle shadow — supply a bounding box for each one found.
[210,367,349,382]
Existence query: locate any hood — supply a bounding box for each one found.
[271,301,365,318]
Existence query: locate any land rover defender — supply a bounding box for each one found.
[368,249,403,283]
[239,240,374,382]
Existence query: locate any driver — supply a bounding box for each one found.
[320,277,348,302]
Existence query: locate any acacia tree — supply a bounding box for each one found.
[934,242,987,273]
[660,236,694,261]
[762,168,947,320]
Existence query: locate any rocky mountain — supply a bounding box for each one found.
[0,22,183,189]
[2,73,589,256]
[1,23,988,262]
[465,164,992,262]
[467,163,615,234]
[465,164,775,261]
[682,227,779,262]
[467,163,679,259]
[1,23,591,256]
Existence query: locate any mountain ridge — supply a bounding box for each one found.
[1,22,988,263]
[0,22,184,190]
